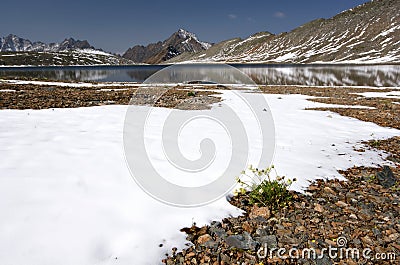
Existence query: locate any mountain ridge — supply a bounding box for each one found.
[0,34,96,52]
[122,29,213,64]
[167,0,400,64]
[1,0,399,65]
[0,34,134,66]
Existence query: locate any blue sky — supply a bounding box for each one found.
[1,0,370,54]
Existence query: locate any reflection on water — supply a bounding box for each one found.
[0,65,164,83]
[236,65,400,87]
[0,64,399,86]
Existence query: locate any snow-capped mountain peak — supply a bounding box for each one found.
[0,35,97,53]
[177,28,212,50]
[122,29,213,64]
[168,0,400,64]
[177,28,196,40]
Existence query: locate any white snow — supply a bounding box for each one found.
[0,89,16,92]
[0,91,399,265]
[177,29,212,50]
[78,49,113,56]
[354,90,400,99]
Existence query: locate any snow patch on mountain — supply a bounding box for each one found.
[0,34,108,54]
[169,0,400,64]
[178,29,212,50]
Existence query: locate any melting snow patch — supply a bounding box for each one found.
[0,91,398,264]
[354,90,400,99]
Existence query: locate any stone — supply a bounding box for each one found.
[225,232,258,251]
[249,204,271,219]
[325,239,337,247]
[255,235,278,248]
[279,234,300,246]
[314,203,325,213]
[242,221,253,233]
[209,226,227,240]
[197,234,213,245]
[335,201,348,207]
[349,214,358,219]
[255,228,269,236]
[220,253,230,263]
[315,254,333,265]
[203,240,219,249]
[376,166,396,188]
[388,233,400,242]
[361,235,374,246]
[295,226,307,233]
[323,186,336,195]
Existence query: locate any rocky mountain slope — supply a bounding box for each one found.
[0,50,133,66]
[168,0,400,64]
[0,35,96,52]
[122,29,212,64]
[2,0,398,66]
[0,35,133,66]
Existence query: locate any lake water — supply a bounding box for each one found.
[0,64,399,87]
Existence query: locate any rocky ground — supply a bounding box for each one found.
[0,83,221,110]
[1,81,398,264]
[162,86,400,264]
[260,86,400,129]
[162,163,399,265]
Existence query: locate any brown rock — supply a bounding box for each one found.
[314,203,325,213]
[198,226,208,236]
[242,221,253,233]
[392,244,400,251]
[335,201,348,207]
[308,185,320,191]
[388,233,400,241]
[249,204,270,219]
[349,214,358,219]
[361,235,374,246]
[343,259,358,265]
[295,226,306,233]
[311,217,321,224]
[197,234,213,245]
[276,229,291,237]
[325,239,337,247]
[324,186,336,195]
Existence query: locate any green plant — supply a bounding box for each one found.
[187,91,196,97]
[369,139,381,148]
[366,174,376,183]
[235,165,296,211]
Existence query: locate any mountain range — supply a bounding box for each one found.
[167,0,399,64]
[0,35,94,52]
[122,29,212,64]
[0,0,399,65]
[0,36,132,66]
